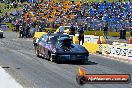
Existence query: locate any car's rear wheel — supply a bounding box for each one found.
[0,34,3,38]
[35,46,41,58]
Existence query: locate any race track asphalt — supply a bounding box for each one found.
[0,31,132,88]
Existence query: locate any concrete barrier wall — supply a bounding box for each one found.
[82,36,132,60]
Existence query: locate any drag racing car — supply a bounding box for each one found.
[34,33,89,63]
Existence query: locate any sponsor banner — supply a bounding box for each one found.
[92,36,99,43]
[84,35,94,42]
[110,45,132,57]
[102,44,132,60]
[84,35,106,44]
[84,35,98,43]
[76,74,131,85]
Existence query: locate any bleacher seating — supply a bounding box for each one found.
[85,1,132,30]
[23,1,132,30]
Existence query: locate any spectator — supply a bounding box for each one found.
[38,25,42,32]
[58,23,65,33]
[25,25,30,38]
[119,27,123,39]
[122,25,126,39]
[15,19,20,32]
[130,27,132,37]
[30,25,37,37]
[19,26,23,38]
[0,16,2,23]
[103,23,108,39]
[69,24,76,35]
[78,25,84,45]
[25,15,31,25]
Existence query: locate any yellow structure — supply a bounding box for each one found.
[33,32,47,39]
[45,28,56,32]
[100,36,106,44]
[56,26,70,33]
[73,36,79,44]
[83,42,100,53]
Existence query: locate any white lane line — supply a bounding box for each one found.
[12,38,33,41]
[0,66,23,88]
[26,39,33,41]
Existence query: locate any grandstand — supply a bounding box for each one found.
[27,0,132,31]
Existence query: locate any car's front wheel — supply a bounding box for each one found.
[83,59,89,64]
[50,55,54,62]
[80,58,89,64]
[49,53,59,63]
